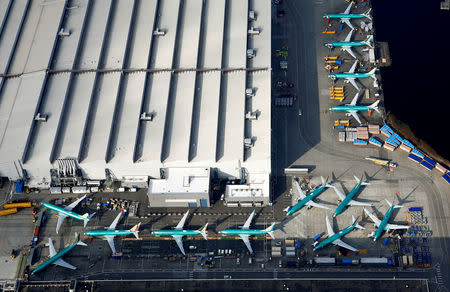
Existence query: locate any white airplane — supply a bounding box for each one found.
[364,199,410,241]
[328,60,377,93]
[330,176,373,217]
[325,29,373,60]
[324,3,372,30]
[314,215,364,252]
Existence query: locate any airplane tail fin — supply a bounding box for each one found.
[385,199,403,209]
[364,35,374,48]
[364,8,372,20]
[354,175,369,186]
[265,223,276,239]
[283,206,291,213]
[198,223,208,240]
[129,222,141,239]
[82,212,96,228]
[72,232,87,246]
[368,68,377,76]
[351,215,365,230]
[321,176,329,187]
[369,100,380,113]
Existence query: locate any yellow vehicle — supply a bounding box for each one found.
[0,208,18,216]
[323,56,338,60]
[329,87,344,91]
[324,65,339,70]
[334,120,350,127]
[3,202,36,209]
[322,30,336,34]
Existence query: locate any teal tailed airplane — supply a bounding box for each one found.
[325,29,373,59]
[324,2,372,30]
[152,210,207,255]
[84,210,140,255]
[284,177,331,216]
[331,176,372,217]
[219,210,275,254]
[328,59,377,92]
[31,233,86,275]
[43,195,95,234]
[329,91,379,125]
[364,199,409,241]
[314,215,364,252]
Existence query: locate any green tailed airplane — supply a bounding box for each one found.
[31,233,86,275]
[331,176,372,217]
[42,195,95,234]
[219,210,275,254]
[364,199,409,241]
[325,29,373,59]
[324,2,372,30]
[328,59,377,92]
[313,215,364,252]
[152,210,208,255]
[329,90,379,125]
[284,177,332,216]
[84,210,140,255]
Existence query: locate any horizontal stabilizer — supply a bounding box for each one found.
[198,223,208,240]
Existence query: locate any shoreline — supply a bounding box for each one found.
[385,113,450,168]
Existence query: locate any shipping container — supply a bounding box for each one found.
[296,241,301,249]
[285,239,295,247]
[382,238,389,246]
[402,255,408,266]
[3,202,35,209]
[408,153,422,163]
[420,161,434,171]
[0,208,18,216]
[369,137,382,147]
[360,257,388,265]
[408,207,422,212]
[50,187,62,194]
[353,139,368,145]
[338,132,346,142]
[400,144,412,153]
[411,148,424,158]
[314,257,335,265]
[272,246,282,252]
[342,259,352,266]
[423,156,436,167]
[408,255,413,266]
[313,234,322,241]
[271,251,282,257]
[435,163,447,174]
[285,251,296,257]
[286,246,296,251]
[442,173,450,184]
[383,143,396,151]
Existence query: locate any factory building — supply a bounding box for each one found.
[0,0,271,206]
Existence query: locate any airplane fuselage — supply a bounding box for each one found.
[219,229,268,236]
[330,105,373,112]
[326,41,366,48]
[152,229,201,237]
[325,14,367,19]
[374,206,395,240]
[286,185,327,216]
[314,225,356,251]
[85,229,134,237]
[333,182,362,216]
[31,243,77,274]
[43,202,85,221]
[329,72,373,80]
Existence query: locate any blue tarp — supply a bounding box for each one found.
[408,153,422,163]
[420,161,434,170]
[422,156,436,166]
[412,149,424,158]
[442,173,450,184]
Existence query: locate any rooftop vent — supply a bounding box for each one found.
[58,28,70,37]
[245,111,258,120]
[244,138,254,148]
[248,27,260,35]
[248,11,257,21]
[247,49,256,59]
[153,28,166,36]
[34,113,48,122]
[140,112,154,121]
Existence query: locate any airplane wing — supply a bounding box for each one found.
[348,79,360,92]
[242,210,256,229]
[293,180,307,200]
[364,208,381,227]
[349,60,358,74]
[325,216,335,236]
[306,200,331,210]
[348,111,362,125]
[345,29,353,42]
[55,214,68,234]
[172,235,185,255]
[53,258,76,270]
[333,238,358,252]
[175,211,189,230]
[330,185,346,201]
[104,235,116,254]
[48,238,57,257]
[385,223,410,230]
[349,91,360,106]
[343,19,355,30]
[108,211,122,230]
[343,2,353,14]
[239,234,253,254]
[64,195,86,211]
[343,46,357,59]
[348,200,372,207]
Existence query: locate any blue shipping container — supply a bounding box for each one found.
[15,179,24,193]
[313,234,322,241]
[409,207,422,212]
[420,161,434,171]
[296,241,301,249]
[383,238,389,246]
[423,156,436,166]
[442,173,450,184]
[342,259,352,265]
[408,153,422,163]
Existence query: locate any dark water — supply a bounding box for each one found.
[371,0,450,160]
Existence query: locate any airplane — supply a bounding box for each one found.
[324,2,372,30]
[31,233,86,275]
[152,210,208,255]
[314,215,364,252]
[329,91,379,125]
[364,199,410,241]
[330,176,373,217]
[43,195,96,234]
[284,177,332,216]
[325,29,373,59]
[218,209,275,255]
[84,210,141,255]
[328,60,377,92]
